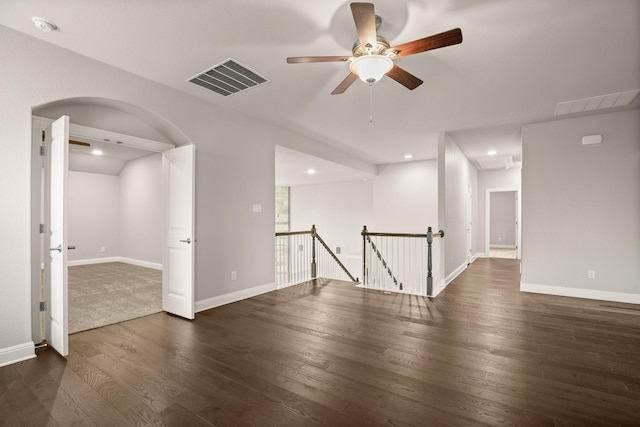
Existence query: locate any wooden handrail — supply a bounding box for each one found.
[361,230,444,238]
[275,230,312,237]
[314,230,358,282]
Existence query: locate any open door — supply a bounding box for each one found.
[162,145,195,319]
[43,116,69,356]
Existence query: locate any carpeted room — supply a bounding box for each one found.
[49,114,166,332]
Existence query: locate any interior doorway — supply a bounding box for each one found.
[485,188,520,260]
[31,98,195,356]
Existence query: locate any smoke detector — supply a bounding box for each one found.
[32,17,57,33]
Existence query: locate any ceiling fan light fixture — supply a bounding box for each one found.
[349,55,393,84]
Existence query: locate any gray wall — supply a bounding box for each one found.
[66,155,162,265]
[490,191,516,246]
[1,25,375,356]
[67,172,120,261]
[521,109,640,298]
[119,153,162,264]
[444,135,478,278]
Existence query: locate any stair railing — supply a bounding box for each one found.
[361,226,444,296]
[275,225,358,288]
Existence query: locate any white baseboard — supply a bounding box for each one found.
[68,257,119,266]
[68,256,162,270]
[446,261,468,286]
[431,278,448,297]
[195,282,277,313]
[490,244,517,249]
[521,282,640,304]
[0,341,36,368]
[475,252,489,259]
[118,257,162,270]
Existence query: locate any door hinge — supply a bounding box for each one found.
[40,224,45,234]
[40,144,45,156]
[39,301,46,312]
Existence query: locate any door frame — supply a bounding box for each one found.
[485,188,520,259]
[466,185,473,265]
[31,115,191,346]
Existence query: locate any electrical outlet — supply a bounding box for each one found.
[231,271,237,281]
[587,269,596,279]
[100,246,106,252]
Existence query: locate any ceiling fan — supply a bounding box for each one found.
[287,2,462,95]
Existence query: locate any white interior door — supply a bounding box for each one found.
[162,145,195,319]
[44,116,69,356]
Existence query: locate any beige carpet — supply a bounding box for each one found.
[68,262,162,334]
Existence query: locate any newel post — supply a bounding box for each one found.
[361,225,368,286]
[311,225,317,278]
[426,227,434,296]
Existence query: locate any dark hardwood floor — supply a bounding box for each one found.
[2,258,640,426]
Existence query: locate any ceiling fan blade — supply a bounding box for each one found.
[287,56,352,64]
[69,140,90,147]
[351,2,377,51]
[331,73,359,95]
[390,28,463,58]
[386,65,423,90]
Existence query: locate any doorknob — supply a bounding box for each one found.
[49,245,62,253]
[68,246,76,250]
[179,238,191,244]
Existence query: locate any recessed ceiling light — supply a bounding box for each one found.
[92,149,103,156]
[32,17,57,33]
[404,154,413,159]
[306,169,316,175]
[487,150,497,156]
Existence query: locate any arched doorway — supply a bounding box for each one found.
[31,97,195,355]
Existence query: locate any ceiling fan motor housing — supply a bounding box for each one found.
[352,35,391,57]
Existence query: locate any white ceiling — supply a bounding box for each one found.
[67,139,156,176]
[3,1,639,178]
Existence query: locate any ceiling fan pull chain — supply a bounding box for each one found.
[369,82,374,123]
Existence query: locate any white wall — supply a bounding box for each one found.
[444,135,478,279]
[291,179,372,255]
[521,109,640,303]
[490,191,517,247]
[1,25,376,364]
[119,153,162,264]
[67,172,120,261]
[373,160,439,232]
[290,179,372,278]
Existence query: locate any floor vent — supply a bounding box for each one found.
[187,58,270,97]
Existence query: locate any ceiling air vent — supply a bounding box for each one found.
[187,58,270,97]
[555,89,640,116]
[477,155,513,170]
